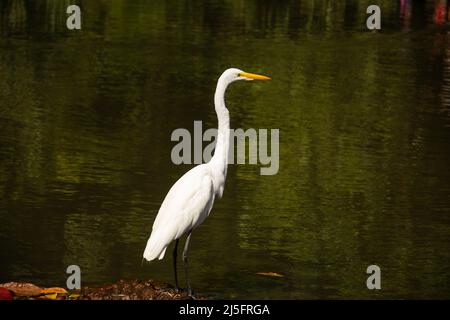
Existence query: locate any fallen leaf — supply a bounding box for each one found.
[0,287,14,300]
[256,272,284,278]
[44,293,58,300]
[41,287,68,294]
[0,282,42,296]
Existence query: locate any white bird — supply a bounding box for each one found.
[143,68,271,296]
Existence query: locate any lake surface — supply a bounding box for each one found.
[1,0,450,299]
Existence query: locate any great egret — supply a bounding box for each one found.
[143,68,271,296]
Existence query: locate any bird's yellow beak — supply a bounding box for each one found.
[239,72,271,81]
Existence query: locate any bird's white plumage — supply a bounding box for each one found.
[143,165,215,260]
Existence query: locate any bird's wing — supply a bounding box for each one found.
[153,164,214,232]
[143,164,215,260]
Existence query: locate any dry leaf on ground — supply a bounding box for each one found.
[0,282,42,296]
[41,287,68,294]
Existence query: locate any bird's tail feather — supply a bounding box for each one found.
[143,231,168,261]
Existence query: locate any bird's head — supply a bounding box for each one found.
[220,68,271,84]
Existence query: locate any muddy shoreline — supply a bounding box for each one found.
[0,279,205,300]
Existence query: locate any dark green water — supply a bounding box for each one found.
[1,0,450,299]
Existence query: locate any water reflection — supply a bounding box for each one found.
[0,0,449,37]
[0,0,450,299]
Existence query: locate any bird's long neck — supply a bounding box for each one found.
[209,78,230,198]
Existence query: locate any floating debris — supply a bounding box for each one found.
[256,272,284,278]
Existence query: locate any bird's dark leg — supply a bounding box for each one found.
[173,239,180,292]
[183,232,193,297]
